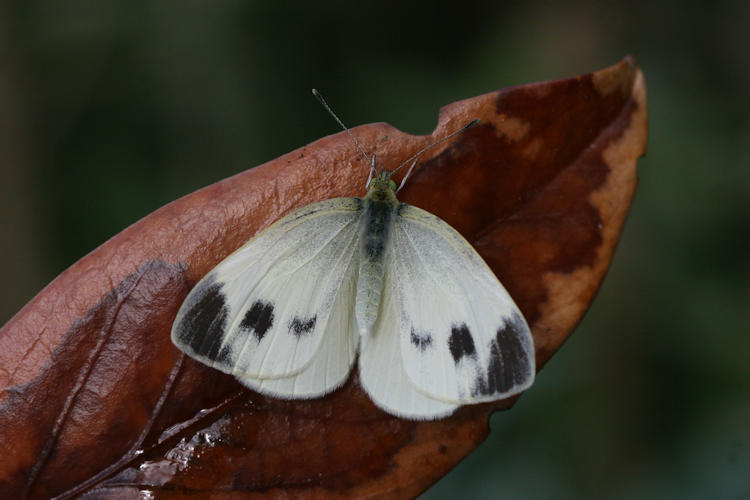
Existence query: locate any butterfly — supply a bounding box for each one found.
[170,90,535,419]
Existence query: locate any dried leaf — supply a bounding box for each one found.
[0,57,647,499]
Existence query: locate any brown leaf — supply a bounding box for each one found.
[0,57,647,499]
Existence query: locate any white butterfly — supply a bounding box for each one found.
[171,91,535,419]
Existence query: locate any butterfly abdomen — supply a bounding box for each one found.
[356,182,398,335]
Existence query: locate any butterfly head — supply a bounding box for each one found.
[367,169,398,192]
[365,169,399,203]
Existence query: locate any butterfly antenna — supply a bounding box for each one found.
[366,155,376,188]
[393,119,479,192]
[312,89,372,167]
[393,118,480,176]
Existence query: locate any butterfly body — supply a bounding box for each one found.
[356,173,399,335]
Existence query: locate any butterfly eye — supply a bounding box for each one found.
[388,179,397,191]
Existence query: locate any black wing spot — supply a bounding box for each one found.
[483,312,530,395]
[448,323,476,364]
[410,328,433,352]
[176,276,230,362]
[240,300,275,341]
[289,315,317,337]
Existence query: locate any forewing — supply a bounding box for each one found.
[391,204,535,404]
[171,197,363,381]
[359,270,459,420]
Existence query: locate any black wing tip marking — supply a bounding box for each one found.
[240,300,275,341]
[410,328,434,352]
[215,344,233,364]
[473,312,533,397]
[289,315,317,337]
[448,323,477,363]
[175,276,231,361]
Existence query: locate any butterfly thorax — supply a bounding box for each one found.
[355,173,399,336]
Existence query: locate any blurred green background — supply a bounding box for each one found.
[1,1,748,498]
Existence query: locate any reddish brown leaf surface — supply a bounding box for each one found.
[0,57,647,499]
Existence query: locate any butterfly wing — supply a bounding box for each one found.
[359,270,459,419]
[171,197,363,398]
[388,204,535,405]
[235,250,360,398]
